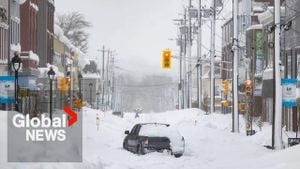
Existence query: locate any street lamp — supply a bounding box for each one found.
[89,83,93,107]
[47,67,56,121]
[11,52,22,111]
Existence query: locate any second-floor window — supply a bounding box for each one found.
[10,19,20,45]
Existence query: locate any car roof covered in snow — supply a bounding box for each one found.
[139,123,170,127]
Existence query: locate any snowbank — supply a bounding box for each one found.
[0,108,300,169]
[82,73,101,79]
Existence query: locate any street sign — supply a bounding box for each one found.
[0,76,15,103]
[19,88,29,97]
[282,79,297,107]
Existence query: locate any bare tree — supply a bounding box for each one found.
[56,12,91,53]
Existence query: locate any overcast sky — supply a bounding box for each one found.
[55,0,229,79]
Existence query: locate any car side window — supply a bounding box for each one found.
[134,125,141,136]
[130,125,138,135]
[130,125,140,136]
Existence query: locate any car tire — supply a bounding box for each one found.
[137,144,145,155]
[174,154,183,158]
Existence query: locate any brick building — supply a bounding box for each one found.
[37,0,54,66]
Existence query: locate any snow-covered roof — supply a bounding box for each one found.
[246,24,263,31]
[54,24,86,57]
[54,24,89,69]
[258,7,286,26]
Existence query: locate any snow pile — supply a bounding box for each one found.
[19,50,40,65]
[29,2,39,12]
[48,0,54,5]
[28,51,39,64]
[82,73,101,79]
[38,63,65,78]
[18,0,27,5]
[10,43,21,53]
[0,108,300,169]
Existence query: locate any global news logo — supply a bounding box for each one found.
[11,106,77,142]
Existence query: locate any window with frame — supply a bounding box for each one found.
[215,85,221,97]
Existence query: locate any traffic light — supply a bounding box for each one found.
[238,103,246,111]
[162,49,172,69]
[222,100,230,107]
[74,98,83,109]
[58,77,69,95]
[223,79,229,96]
[245,80,252,96]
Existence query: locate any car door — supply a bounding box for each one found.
[127,125,141,152]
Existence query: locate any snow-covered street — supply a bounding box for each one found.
[1,108,300,169]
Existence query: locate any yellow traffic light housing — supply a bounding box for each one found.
[223,79,229,96]
[245,80,252,96]
[74,98,84,109]
[238,103,246,111]
[162,49,172,69]
[222,100,231,107]
[58,77,70,95]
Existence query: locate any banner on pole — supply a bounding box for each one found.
[282,79,297,107]
[0,76,15,103]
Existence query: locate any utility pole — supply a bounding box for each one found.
[173,18,184,109]
[187,0,193,108]
[274,0,283,150]
[183,8,188,109]
[111,57,115,110]
[179,34,183,109]
[232,0,239,132]
[106,50,111,111]
[197,0,202,109]
[101,46,105,107]
[210,0,216,113]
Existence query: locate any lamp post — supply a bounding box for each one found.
[47,67,56,121]
[89,83,93,107]
[11,52,22,111]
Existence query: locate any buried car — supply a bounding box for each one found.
[123,123,185,157]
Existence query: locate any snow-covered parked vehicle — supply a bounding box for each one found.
[123,123,185,157]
